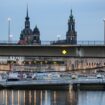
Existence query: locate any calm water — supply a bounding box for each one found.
[0,89,105,105]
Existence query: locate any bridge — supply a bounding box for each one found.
[0,44,105,57]
[0,41,105,72]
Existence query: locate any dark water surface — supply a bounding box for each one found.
[0,89,105,105]
[78,91,105,105]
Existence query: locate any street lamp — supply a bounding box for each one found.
[104,19,105,45]
[9,34,13,42]
[8,17,11,43]
[57,35,61,41]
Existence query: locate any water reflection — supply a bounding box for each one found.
[0,89,77,105]
[1,88,105,105]
[77,91,105,105]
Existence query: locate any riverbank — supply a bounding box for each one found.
[1,79,105,90]
[0,80,69,90]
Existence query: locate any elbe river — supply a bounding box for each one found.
[0,89,105,105]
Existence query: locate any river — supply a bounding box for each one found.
[0,89,105,105]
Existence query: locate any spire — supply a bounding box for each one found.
[71,9,72,16]
[66,9,77,44]
[68,9,75,31]
[26,4,29,20]
[25,4,30,28]
[70,9,73,19]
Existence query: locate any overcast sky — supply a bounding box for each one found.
[0,0,105,41]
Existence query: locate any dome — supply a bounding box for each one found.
[33,26,40,34]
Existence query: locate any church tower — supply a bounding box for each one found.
[66,10,77,44]
[18,6,41,45]
[25,6,30,29]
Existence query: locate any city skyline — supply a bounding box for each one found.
[0,0,105,41]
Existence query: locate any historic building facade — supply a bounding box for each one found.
[52,10,77,45]
[18,7,41,45]
[18,9,77,45]
[66,10,77,44]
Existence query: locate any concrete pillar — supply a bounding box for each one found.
[76,47,83,57]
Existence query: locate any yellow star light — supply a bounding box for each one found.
[62,50,67,55]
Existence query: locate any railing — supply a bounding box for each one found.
[0,40,104,46]
[77,41,104,45]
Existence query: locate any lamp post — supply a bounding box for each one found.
[104,19,105,45]
[8,17,11,43]
[57,35,61,41]
[10,34,13,42]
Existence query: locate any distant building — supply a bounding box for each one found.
[18,8,77,45]
[18,7,41,45]
[52,10,77,45]
[66,10,77,44]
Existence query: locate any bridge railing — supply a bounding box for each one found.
[0,40,104,46]
[77,41,104,45]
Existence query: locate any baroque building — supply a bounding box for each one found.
[66,10,77,44]
[18,7,41,45]
[52,10,77,45]
[18,9,77,45]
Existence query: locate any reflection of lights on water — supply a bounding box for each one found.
[24,91,25,105]
[29,91,31,104]
[54,91,56,104]
[69,85,74,102]
[1,90,60,105]
[12,90,14,105]
[3,90,4,105]
[45,90,48,105]
[18,90,20,105]
[6,90,7,105]
[34,91,36,105]
[40,90,43,105]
